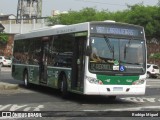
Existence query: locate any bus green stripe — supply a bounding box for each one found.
[97,75,139,85]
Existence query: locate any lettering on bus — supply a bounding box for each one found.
[57,28,76,34]
[96,27,138,36]
[90,63,112,71]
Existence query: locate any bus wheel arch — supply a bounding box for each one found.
[58,72,69,98]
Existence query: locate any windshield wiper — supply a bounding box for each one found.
[124,38,132,59]
[104,36,114,53]
[104,36,114,59]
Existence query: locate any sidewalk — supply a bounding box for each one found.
[0,82,19,90]
[0,67,19,90]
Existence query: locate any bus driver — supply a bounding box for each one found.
[90,41,105,63]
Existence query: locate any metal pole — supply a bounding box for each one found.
[0,62,1,72]
[9,19,12,33]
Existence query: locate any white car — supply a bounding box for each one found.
[0,56,12,67]
[147,64,160,78]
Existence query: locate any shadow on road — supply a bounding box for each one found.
[0,70,137,105]
[18,83,136,105]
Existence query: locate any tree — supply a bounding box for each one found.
[48,8,111,25]
[124,4,160,40]
[157,0,160,6]
[47,16,61,26]
[47,5,160,41]
[0,32,8,44]
[150,53,160,59]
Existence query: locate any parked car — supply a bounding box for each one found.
[147,64,160,78]
[0,56,12,67]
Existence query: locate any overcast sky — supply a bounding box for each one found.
[0,0,159,17]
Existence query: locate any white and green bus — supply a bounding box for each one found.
[12,21,147,99]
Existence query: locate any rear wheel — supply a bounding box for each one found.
[60,75,69,98]
[23,71,30,88]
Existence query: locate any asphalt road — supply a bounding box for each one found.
[0,67,160,119]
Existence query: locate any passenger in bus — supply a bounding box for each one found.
[90,46,105,63]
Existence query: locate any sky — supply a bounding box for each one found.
[0,0,159,17]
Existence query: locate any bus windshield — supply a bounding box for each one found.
[89,36,145,74]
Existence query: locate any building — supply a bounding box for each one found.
[0,14,16,24]
[0,14,48,57]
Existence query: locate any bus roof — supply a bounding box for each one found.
[14,22,90,40]
[14,21,144,40]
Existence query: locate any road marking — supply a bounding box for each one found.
[0,104,44,111]
[121,97,159,103]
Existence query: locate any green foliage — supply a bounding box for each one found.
[150,53,160,59]
[47,3,160,40]
[0,33,8,44]
[48,8,112,25]
[47,16,60,26]
[125,4,160,38]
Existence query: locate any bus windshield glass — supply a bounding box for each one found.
[89,36,145,74]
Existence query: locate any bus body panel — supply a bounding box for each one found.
[47,66,71,89]
[12,64,26,81]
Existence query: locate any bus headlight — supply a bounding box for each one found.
[132,79,145,85]
[85,76,103,84]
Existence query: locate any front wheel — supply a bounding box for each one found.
[108,96,116,100]
[147,72,151,78]
[0,62,3,67]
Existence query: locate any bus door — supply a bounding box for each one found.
[71,36,87,90]
[39,37,50,84]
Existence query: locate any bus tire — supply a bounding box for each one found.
[60,75,68,98]
[23,71,30,88]
[0,62,3,67]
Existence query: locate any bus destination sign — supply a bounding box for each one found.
[96,27,138,36]
[90,24,144,37]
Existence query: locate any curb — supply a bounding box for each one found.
[0,82,19,90]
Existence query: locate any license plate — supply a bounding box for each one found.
[113,87,123,91]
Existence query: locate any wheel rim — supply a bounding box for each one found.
[24,74,28,86]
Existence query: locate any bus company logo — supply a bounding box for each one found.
[1,112,11,118]
[105,79,110,82]
[117,80,121,83]
[1,112,42,118]
[126,79,133,83]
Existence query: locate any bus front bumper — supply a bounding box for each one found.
[84,82,146,95]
